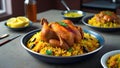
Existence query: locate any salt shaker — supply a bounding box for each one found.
[24,0,37,22]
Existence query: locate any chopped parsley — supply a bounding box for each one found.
[68,48,73,52]
[117,58,120,63]
[104,11,112,16]
[58,22,68,27]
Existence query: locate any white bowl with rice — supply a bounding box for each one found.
[101,50,120,68]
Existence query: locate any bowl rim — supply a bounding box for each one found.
[101,50,120,68]
[4,21,32,30]
[82,15,120,29]
[61,10,86,18]
[21,29,104,58]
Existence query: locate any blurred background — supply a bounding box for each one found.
[0,0,120,21]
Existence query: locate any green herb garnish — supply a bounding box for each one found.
[68,48,73,52]
[40,40,44,42]
[104,11,112,16]
[117,58,120,63]
[58,22,68,27]
[46,50,53,55]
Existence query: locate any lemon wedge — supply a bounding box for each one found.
[6,16,30,28]
[7,18,16,23]
[17,16,29,23]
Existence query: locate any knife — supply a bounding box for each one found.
[0,35,21,46]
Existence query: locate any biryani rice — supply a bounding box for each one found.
[88,17,120,28]
[88,11,120,28]
[107,54,120,68]
[27,32,99,56]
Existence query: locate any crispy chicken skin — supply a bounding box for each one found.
[62,20,83,43]
[50,22,74,47]
[40,18,84,50]
[40,18,58,42]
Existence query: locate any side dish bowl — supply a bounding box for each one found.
[4,21,32,31]
[82,15,120,32]
[21,29,104,64]
[61,10,86,23]
[101,50,120,68]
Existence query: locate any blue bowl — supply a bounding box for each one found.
[82,15,120,32]
[101,50,120,68]
[21,29,104,64]
[61,10,86,23]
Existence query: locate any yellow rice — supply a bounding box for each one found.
[107,54,120,68]
[88,17,120,28]
[27,32,99,56]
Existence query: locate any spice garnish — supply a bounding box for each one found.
[104,11,112,16]
[58,22,68,27]
[68,48,73,52]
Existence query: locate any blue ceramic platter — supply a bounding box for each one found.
[82,15,120,32]
[21,29,104,64]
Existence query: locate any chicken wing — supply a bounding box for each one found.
[40,18,58,42]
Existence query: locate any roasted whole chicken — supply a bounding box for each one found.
[40,18,84,50]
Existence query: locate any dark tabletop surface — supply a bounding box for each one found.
[0,9,120,68]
